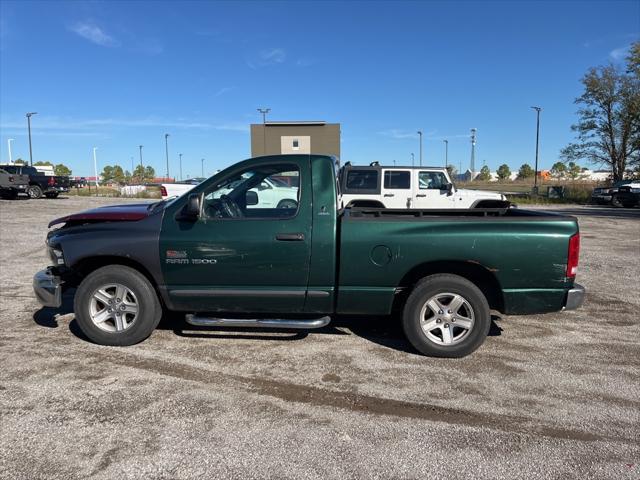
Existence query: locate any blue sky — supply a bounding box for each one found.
[0,0,638,178]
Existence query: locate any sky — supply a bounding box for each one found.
[0,0,638,178]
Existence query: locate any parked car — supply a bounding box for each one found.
[34,154,584,358]
[0,164,70,198]
[590,180,633,207]
[339,163,509,209]
[160,178,206,199]
[615,182,640,207]
[0,167,29,199]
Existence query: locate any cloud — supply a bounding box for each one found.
[0,116,249,133]
[214,86,235,97]
[69,21,119,47]
[247,48,286,68]
[609,45,629,61]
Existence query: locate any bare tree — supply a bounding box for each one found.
[561,42,640,181]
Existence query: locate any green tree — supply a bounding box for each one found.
[144,165,155,180]
[132,165,145,183]
[517,163,535,180]
[101,165,115,183]
[54,164,72,176]
[124,170,132,184]
[13,158,25,165]
[477,165,491,181]
[34,161,53,167]
[496,164,511,181]
[566,162,582,180]
[550,162,566,178]
[561,41,640,181]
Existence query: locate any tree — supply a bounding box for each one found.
[132,165,145,183]
[550,162,566,178]
[100,165,126,184]
[13,158,26,165]
[445,165,457,179]
[517,163,535,180]
[54,164,72,176]
[566,162,582,180]
[34,161,53,167]
[496,164,511,181]
[561,41,640,181]
[144,165,155,180]
[476,165,491,181]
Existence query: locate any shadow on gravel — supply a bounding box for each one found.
[32,290,75,328]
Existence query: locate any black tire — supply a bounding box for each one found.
[277,199,298,209]
[611,194,623,208]
[45,192,59,199]
[402,274,491,358]
[73,265,162,346]
[622,202,636,208]
[27,185,43,199]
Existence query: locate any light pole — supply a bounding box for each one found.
[443,139,448,168]
[411,153,415,166]
[92,147,99,187]
[179,153,183,180]
[164,133,170,180]
[201,158,204,177]
[7,138,14,164]
[417,130,423,166]
[470,128,477,172]
[26,112,37,166]
[531,106,542,193]
[258,108,270,155]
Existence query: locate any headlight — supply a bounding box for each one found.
[631,188,640,193]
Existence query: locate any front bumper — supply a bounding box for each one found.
[563,283,585,310]
[33,268,63,308]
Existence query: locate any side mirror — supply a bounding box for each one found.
[246,190,259,206]
[445,183,454,195]
[177,193,200,221]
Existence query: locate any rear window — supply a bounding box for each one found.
[346,170,378,190]
[384,170,410,189]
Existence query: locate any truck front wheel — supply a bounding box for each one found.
[402,274,490,358]
[27,185,43,199]
[73,265,162,346]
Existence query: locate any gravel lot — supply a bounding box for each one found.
[1,196,638,479]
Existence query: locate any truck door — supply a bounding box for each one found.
[160,158,312,313]
[412,170,456,209]
[381,169,412,208]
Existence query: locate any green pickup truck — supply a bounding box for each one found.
[34,154,584,357]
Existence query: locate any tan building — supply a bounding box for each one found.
[250,121,340,158]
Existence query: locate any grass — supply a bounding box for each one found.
[67,186,161,199]
[460,180,596,204]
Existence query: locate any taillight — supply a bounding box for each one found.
[160,186,168,197]
[566,233,580,278]
[8,176,14,182]
[48,177,55,185]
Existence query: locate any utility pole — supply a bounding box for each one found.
[179,153,183,180]
[130,156,134,174]
[164,133,170,180]
[417,130,423,166]
[531,106,542,194]
[138,145,144,182]
[470,128,477,173]
[443,139,448,168]
[92,147,99,187]
[411,153,415,166]
[201,158,204,177]
[26,112,37,166]
[7,138,14,164]
[257,108,270,155]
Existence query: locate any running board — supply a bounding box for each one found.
[185,314,331,330]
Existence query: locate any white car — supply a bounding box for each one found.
[339,164,508,209]
[162,176,299,209]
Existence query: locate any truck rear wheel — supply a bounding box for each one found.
[27,185,43,199]
[402,274,490,358]
[73,265,162,346]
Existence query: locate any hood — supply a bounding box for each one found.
[48,203,153,228]
[456,188,505,200]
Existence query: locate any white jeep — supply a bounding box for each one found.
[339,163,508,209]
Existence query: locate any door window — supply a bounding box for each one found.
[419,172,448,190]
[202,164,300,219]
[384,170,410,189]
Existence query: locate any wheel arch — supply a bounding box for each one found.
[346,200,386,209]
[395,260,504,312]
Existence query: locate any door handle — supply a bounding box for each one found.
[416,194,426,197]
[383,194,395,197]
[276,233,305,241]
